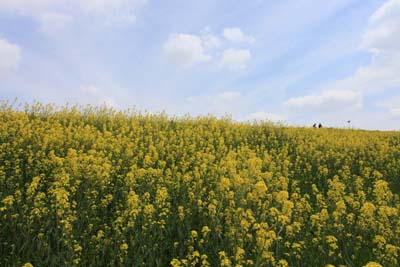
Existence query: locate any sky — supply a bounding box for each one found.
[0,0,400,130]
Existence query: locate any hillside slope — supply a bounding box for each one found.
[1,103,399,267]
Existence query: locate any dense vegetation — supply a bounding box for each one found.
[1,102,399,267]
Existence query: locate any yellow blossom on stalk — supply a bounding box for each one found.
[325,235,339,256]
[282,200,294,216]
[100,194,113,208]
[277,259,289,267]
[201,226,210,238]
[275,191,289,203]
[74,244,82,253]
[374,235,386,249]
[143,204,155,217]
[278,215,290,224]
[118,243,128,251]
[190,230,198,240]
[178,206,185,221]
[96,230,104,239]
[373,180,393,205]
[201,254,211,267]
[218,251,232,267]
[156,187,169,206]
[171,259,182,267]
[220,177,231,191]
[208,203,217,217]
[26,176,40,197]
[362,262,382,267]
[2,195,15,206]
[235,247,245,261]
[254,180,268,197]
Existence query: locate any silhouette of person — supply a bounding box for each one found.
[312,123,316,128]
[318,123,322,128]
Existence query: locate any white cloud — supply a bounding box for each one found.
[163,34,212,67]
[219,48,251,70]
[0,0,146,28]
[163,27,255,69]
[223,27,255,43]
[243,111,284,122]
[199,27,222,49]
[283,0,400,122]
[327,54,400,94]
[284,90,362,112]
[361,0,400,53]
[325,0,400,94]
[0,38,21,78]
[201,33,222,49]
[370,0,400,23]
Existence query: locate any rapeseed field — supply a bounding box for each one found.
[0,102,399,267]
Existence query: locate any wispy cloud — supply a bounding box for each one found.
[325,0,400,94]
[0,0,147,30]
[0,38,21,78]
[284,90,362,113]
[281,0,400,127]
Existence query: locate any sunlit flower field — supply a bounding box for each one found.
[1,102,399,267]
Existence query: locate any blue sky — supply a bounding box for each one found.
[1,0,400,130]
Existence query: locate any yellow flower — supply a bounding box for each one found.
[190,230,198,240]
[178,206,185,221]
[2,195,15,206]
[362,262,382,267]
[201,226,211,238]
[277,259,289,267]
[170,259,182,267]
[120,243,129,251]
[254,180,268,197]
[73,244,82,253]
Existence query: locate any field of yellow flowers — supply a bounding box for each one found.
[0,102,399,267]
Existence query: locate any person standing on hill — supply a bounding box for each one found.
[318,123,322,128]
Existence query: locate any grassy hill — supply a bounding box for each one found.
[1,102,399,267]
